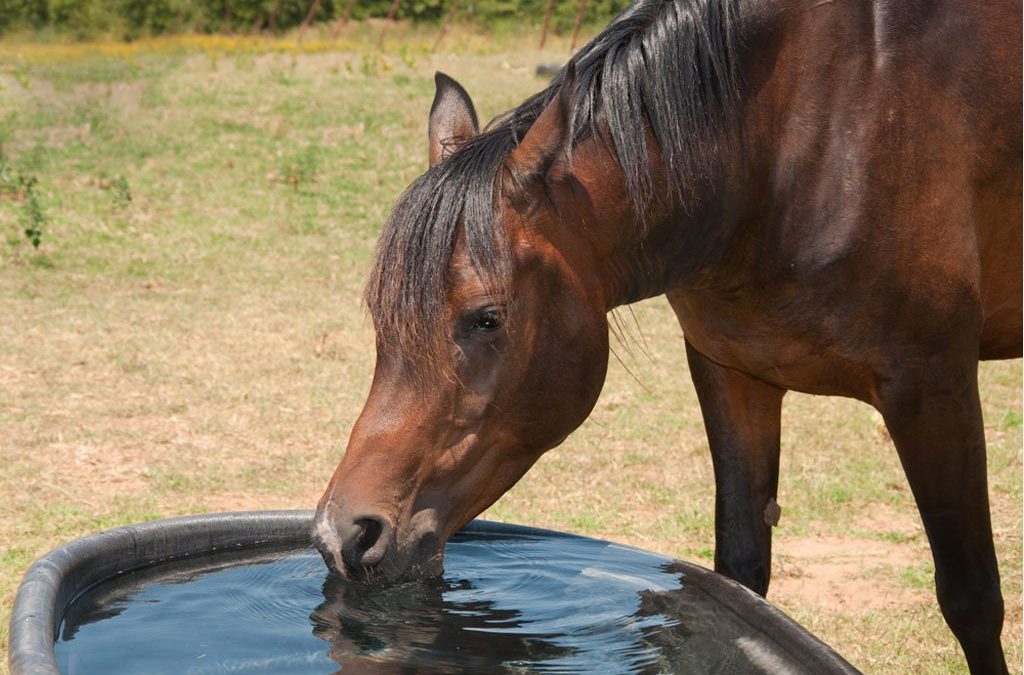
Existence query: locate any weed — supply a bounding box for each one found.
[397,46,417,69]
[112,174,132,206]
[277,145,322,192]
[11,65,31,90]
[825,483,853,505]
[0,156,46,250]
[359,52,380,76]
[18,175,44,248]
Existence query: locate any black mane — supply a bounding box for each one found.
[367,0,742,367]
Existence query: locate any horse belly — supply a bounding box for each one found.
[976,186,1023,360]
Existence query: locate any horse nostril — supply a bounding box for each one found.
[341,515,392,571]
[356,517,383,554]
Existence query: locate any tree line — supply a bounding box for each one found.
[0,0,631,39]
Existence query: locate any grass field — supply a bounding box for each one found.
[0,28,1020,674]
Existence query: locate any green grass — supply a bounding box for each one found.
[900,561,937,591]
[0,33,1021,675]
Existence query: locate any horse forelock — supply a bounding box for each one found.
[366,0,743,372]
[365,129,518,374]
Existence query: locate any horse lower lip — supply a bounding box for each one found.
[415,530,441,557]
[314,541,348,579]
[342,544,444,584]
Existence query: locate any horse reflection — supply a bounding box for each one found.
[310,574,575,673]
[310,561,843,674]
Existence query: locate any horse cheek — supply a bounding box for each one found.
[525,288,609,450]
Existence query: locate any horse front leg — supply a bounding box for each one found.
[684,339,785,596]
[878,364,1007,675]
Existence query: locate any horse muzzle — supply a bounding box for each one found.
[312,504,444,583]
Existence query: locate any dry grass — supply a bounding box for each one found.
[0,34,1020,674]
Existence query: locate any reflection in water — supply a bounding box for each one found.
[311,573,574,673]
[631,563,785,674]
[55,532,830,674]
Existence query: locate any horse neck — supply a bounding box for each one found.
[558,128,747,312]
[557,0,804,311]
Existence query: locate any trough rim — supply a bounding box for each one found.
[8,509,861,675]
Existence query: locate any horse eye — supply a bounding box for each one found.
[471,309,503,333]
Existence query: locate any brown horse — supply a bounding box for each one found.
[313,0,1022,672]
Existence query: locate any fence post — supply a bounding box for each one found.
[220,2,233,33]
[432,3,459,52]
[268,1,280,32]
[377,0,402,49]
[539,0,556,49]
[570,0,588,51]
[298,0,323,44]
[331,0,358,40]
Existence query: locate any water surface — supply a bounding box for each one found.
[56,529,802,674]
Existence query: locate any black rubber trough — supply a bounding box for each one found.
[9,510,861,674]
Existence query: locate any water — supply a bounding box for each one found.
[56,529,805,674]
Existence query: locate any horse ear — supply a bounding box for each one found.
[506,61,577,183]
[429,72,480,167]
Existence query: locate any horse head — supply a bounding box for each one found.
[313,71,611,581]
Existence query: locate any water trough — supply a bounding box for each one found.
[9,510,861,674]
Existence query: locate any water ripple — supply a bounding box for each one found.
[56,530,798,674]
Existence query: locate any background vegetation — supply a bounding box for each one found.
[0,27,1020,675]
[0,0,629,39]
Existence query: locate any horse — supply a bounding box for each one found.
[312,0,1022,672]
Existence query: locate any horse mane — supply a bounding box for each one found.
[367,0,742,370]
